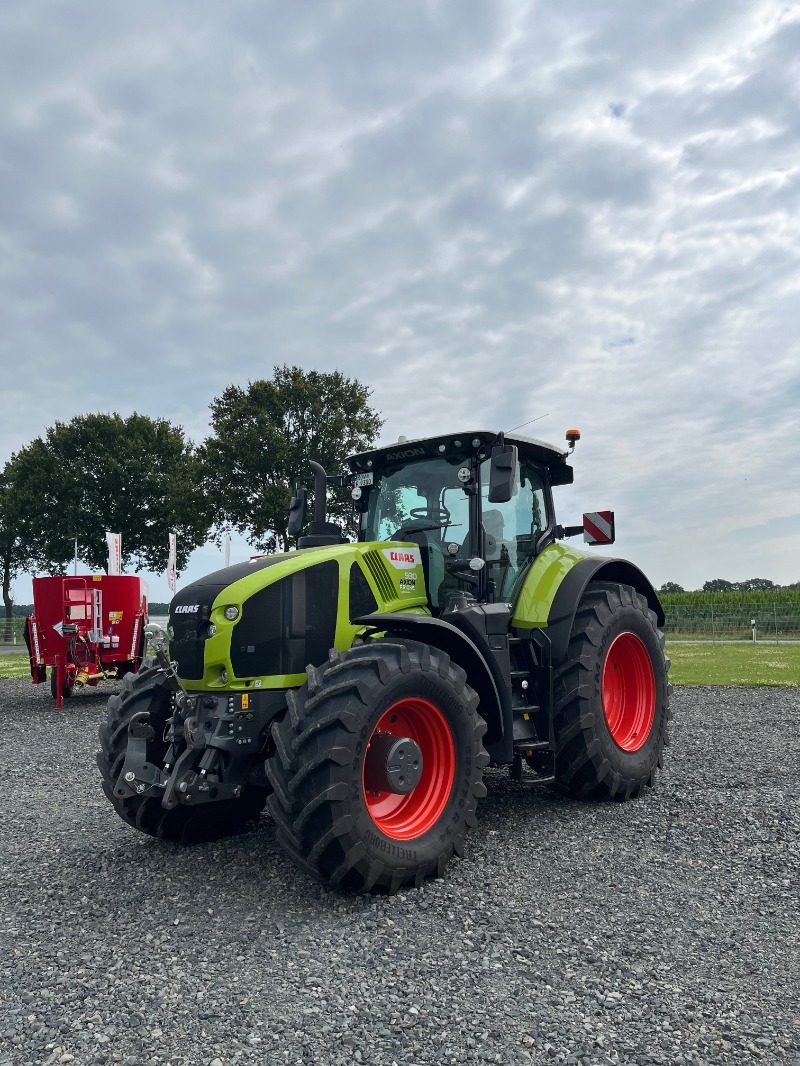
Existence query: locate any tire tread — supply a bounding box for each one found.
[552,582,670,799]
[266,639,487,893]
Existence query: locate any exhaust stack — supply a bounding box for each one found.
[292,462,346,548]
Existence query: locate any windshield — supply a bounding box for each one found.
[364,455,468,542]
[361,452,549,610]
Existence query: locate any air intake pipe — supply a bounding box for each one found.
[296,462,346,548]
[310,462,328,523]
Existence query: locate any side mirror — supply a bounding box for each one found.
[487,444,518,503]
[287,488,308,538]
[583,511,615,545]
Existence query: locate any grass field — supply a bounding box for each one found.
[2,644,799,687]
[666,642,800,686]
[0,654,35,681]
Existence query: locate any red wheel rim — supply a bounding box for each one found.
[602,632,656,752]
[363,697,455,840]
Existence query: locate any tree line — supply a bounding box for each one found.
[659,579,800,595]
[0,366,382,627]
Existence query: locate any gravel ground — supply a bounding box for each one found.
[0,680,797,1066]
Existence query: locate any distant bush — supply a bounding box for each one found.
[660,589,800,607]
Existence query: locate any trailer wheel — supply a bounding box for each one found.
[553,582,671,799]
[50,668,73,700]
[266,640,488,893]
[97,658,269,842]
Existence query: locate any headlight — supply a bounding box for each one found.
[220,667,228,684]
[224,605,239,621]
[166,625,174,640]
[206,623,217,638]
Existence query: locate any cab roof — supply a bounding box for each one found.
[348,430,573,484]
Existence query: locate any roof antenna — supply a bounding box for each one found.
[507,413,549,433]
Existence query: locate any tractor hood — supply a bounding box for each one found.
[167,542,428,690]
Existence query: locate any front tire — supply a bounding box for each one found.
[266,640,488,893]
[553,582,671,799]
[97,658,269,842]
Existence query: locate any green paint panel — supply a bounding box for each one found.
[176,541,427,691]
[512,542,596,628]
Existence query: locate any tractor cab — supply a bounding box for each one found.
[348,430,573,613]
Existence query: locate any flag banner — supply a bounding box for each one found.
[167,532,177,593]
[106,532,121,575]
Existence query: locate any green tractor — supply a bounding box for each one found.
[97,429,670,892]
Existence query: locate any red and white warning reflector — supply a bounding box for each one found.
[583,511,615,545]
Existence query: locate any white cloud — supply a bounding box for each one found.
[1,0,798,602]
[158,226,220,294]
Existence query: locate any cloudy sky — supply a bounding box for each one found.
[2,0,799,604]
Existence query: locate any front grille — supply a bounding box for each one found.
[349,563,379,621]
[230,562,339,678]
[364,552,395,604]
[168,591,216,681]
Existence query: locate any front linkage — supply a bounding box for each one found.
[100,625,274,837]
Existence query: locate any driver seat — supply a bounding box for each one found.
[482,509,505,559]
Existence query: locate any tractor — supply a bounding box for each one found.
[97,430,670,893]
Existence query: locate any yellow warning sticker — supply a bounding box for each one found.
[241,694,249,709]
[109,611,123,624]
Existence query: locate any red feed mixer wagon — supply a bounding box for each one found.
[25,575,148,707]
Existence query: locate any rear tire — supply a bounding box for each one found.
[266,640,488,893]
[553,582,671,799]
[96,658,269,842]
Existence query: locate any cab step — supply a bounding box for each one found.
[513,739,550,756]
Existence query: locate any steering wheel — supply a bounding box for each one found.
[408,505,451,523]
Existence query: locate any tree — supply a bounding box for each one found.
[0,463,31,632]
[6,413,211,577]
[658,582,685,594]
[734,578,776,592]
[702,578,735,593]
[202,366,383,552]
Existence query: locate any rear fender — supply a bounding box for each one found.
[543,558,664,664]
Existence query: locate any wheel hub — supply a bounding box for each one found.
[363,732,423,795]
[362,697,456,840]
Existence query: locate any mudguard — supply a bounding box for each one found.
[512,543,663,664]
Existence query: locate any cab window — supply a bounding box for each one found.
[479,459,548,601]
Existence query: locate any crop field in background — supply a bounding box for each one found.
[661,589,800,642]
[0,618,27,643]
[3,644,799,687]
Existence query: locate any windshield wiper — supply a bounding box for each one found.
[391,522,463,537]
